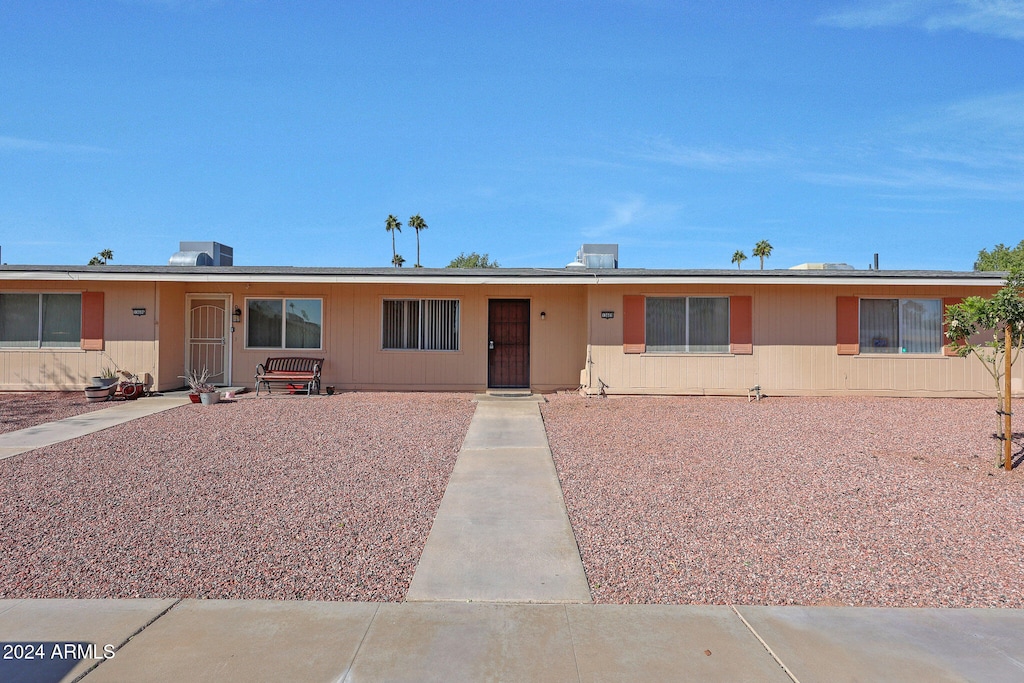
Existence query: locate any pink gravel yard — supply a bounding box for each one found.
[541,394,1024,608]
[0,393,474,602]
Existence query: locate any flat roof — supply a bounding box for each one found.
[0,264,1006,287]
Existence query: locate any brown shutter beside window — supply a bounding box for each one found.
[81,292,104,351]
[836,296,859,355]
[623,295,645,354]
[729,295,753,354]
[943,297,964,357]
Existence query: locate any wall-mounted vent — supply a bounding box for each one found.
[567,243,618,269]
[168,241,233,266]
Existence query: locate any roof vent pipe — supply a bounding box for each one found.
[874,253,879,270]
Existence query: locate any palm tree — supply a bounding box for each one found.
[408,214,428,268]
[753,240,773,270]
[385,215,402,267]
[392,253,405,267]
[731,250,747,269]
[88,249,113,265]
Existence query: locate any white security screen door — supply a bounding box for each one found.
[186,295,231,385]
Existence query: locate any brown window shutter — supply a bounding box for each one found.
[623,295,645,354]
[943,297,964,357]
[836,296,859,355]
[729,296,753,354]
[81,292,104,351]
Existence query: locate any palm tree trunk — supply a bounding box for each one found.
[416,232,421,267]
[391,232,397,267]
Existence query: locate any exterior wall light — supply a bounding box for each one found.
[540,311,546,320]
[132,307,146,316]
[233,307,242,323]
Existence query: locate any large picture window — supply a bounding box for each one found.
[0,293,81,348]
[246,298,322,349]
[645,296,729,353]
[383,299,459,351]
[860,298,942,354]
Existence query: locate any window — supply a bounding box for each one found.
[246,298,322,349]
[383,299,459,351]
[645,296,729,353]
[860,298,942,354]
[0,293,82,348]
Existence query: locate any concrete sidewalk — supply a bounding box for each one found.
[406,397,592,603]
[2,599,1024,682]
[0,394,192,460]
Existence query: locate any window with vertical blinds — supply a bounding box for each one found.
[645,296,729,353]
[860,298,942,354]
[383,299,460,351]
[0,293,82,348]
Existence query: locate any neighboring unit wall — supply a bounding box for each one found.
[0,280,159,390]
[583,283,1017,397]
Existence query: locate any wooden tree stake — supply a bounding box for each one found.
[1006,323,1013,471]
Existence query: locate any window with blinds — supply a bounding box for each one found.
[383,299,460,351]
[645,296,729,353]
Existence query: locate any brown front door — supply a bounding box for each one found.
[488,299,530,389]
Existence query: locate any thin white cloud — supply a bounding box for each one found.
[821,0,1024,40]
[802,90,1024,196]
[582,196,680,239]
[633,136,778,170]
[0,136,112,154]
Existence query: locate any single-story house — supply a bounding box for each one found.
[0,262,1015,397]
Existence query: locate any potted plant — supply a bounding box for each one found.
[179,367,219,404]
[90,367,119,389]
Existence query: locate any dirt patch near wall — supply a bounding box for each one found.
[0,392,475,601]
[0,392,111,434]
[541,394,1024,608]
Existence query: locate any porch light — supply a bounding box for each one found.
[132,307,146,316]
[233,307,242,323]
[540,311,546,320]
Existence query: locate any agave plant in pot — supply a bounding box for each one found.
[180,367,219,405]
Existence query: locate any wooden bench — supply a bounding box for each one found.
[255,357,324,396]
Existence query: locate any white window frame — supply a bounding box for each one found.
[645,296,730,354]
[244,297,323,350]
[0,292,82,349]
[381,298,460,352]
[859,297,943,355]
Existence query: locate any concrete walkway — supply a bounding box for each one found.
[3,394,1024,681]
[3,599,1024,682]
[407,397,592,603]
[0,394,192,460]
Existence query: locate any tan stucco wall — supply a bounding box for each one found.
[0,276,1014,397]
[171,282,588,392]
[583,283,1017,397]
[0,280,159,390]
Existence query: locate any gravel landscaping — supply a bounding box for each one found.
[0,392,110,434]
[0,392,474,601]
[541,394,1024,608]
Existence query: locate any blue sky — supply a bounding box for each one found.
[1,1,1022,270]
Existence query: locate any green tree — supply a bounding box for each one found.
[385,215,402,267]
[945,267,1024,466]
[752,240,773,270]
[88,249,113,265]
[408,214,428,268]
[731,250,747,269]
[392,253,406,268]
[975,240,1024,271]
[446,252,499,268]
